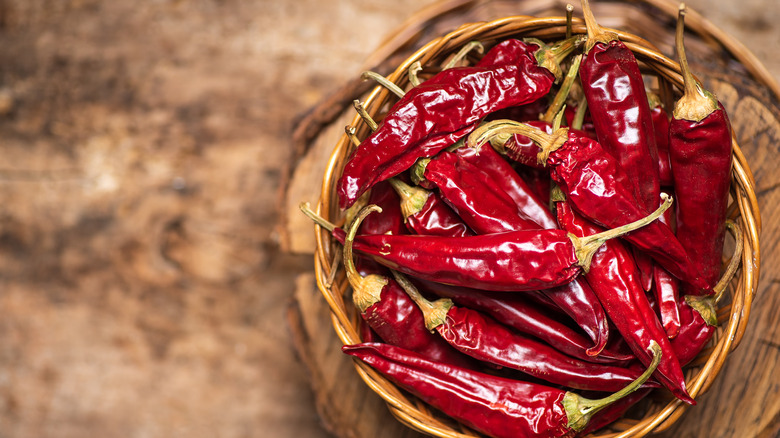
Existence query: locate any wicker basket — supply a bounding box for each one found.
[308,2,763,437]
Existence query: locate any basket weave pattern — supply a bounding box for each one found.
[311,14,761,438]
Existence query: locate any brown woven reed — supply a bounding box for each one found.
[309,5,763,438]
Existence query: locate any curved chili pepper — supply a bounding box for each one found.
[652,196,681,338]
[553,195,694,404]
[578,0,660,213]
[340,200,670,292]
[342,205,475,368]
[469,121,703,289]
[394,271,653,392]
[415,143,610,353]
[343,341,661,438]
[414,277,634,365]
[336,38,568,208]
[669,6,733,295]
[455,141,558,230]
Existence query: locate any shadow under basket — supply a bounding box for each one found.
[309,8,762,438]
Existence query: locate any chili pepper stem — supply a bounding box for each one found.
[353,100,378,131]
[392,269,453,332]
[580,0,619,51]
[527,35,585,82]
[713,220,744,303]
[673,4,718,122]
[408,61,423,87]
[362,71,406,99]
[345,125,361,147]
[571,95,588,130]
[410,157,432,185]
[343,205,390,312]
[443,41,484,70]
[299,202,336,232]
[566,4,574,39]
[387,177,431,220]
[685,295,718,327]
[542,54,583,123]
[467,119,568,166]
[563,340,662,432]
[570,193,673,272]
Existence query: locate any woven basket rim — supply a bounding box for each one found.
[311,12,762,438]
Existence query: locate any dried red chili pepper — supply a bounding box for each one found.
[387,178,473,237]
[337,200,670,292]
[414,277,634,365]
[348,180,405,236]
[342,205,475,367]
[648,92,674,187]
[343,341,661,438]
[336,37,580,208]
[553,194,694,404]
[669,6,733,295]
[393,271,653,392]
[578,0,660,213]
[470,121,703,289]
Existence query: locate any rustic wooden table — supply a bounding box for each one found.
[0,1,777,438]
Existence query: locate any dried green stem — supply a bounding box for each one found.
[408,61,423,87]
[391,270,453,331]
[714,220,744,303]
[299,202,336,232]
[362,71,406,99]
[467,119,569,166]
[564,341,662,432]
[672,4,718,122]
[527,35,585,82]
[443,41,484,70]
[685,294,718,327]
[542,54,582,123]
[566,4,574,39]
[343,205,389,312]
[581,0,618,51]
[345,125,361,147]
[571,95,588,131]
[353,100,378,131]
[570,194,673,272]
[388,177,431,219]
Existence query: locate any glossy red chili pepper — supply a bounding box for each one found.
[671,296,717,366]
[578,0,660,214]
[455,141,558,229]
[516,166,553,206]
[343,206,476,368]
[554,196,694,404]
[337,38,566,209]
[415,143,610,353]
[414,277,634,365]
[669,6,733,295]
[394,271,654,392]
[652,197,681,338]
[387,178,473,237]
[470,121,702,289]
[649,92,674,187]
[341,200,669,292]
[348,180,405,236]
[343,342,661,438]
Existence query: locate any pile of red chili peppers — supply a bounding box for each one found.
[303,2,745,437]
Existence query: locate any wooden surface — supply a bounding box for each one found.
[0,1,776,438]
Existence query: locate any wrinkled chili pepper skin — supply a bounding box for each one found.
[555,199,694,404]
[423,147,610,353]
[405,191,473,237]
[580,40,660,212]
[424,151,542,234]
[456,142,558,229]
[669,104,732,294]
[357,181,405,236]
[437,306,655,392]
[416,278,633,365]
[548,129,700,289]
[653,264,681,339]
[343,342,575,438]
[347,230,582,292]
[359,273,476,368]
[651,104,673,186]
[503,120,554,168]
[337,39,556,209]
